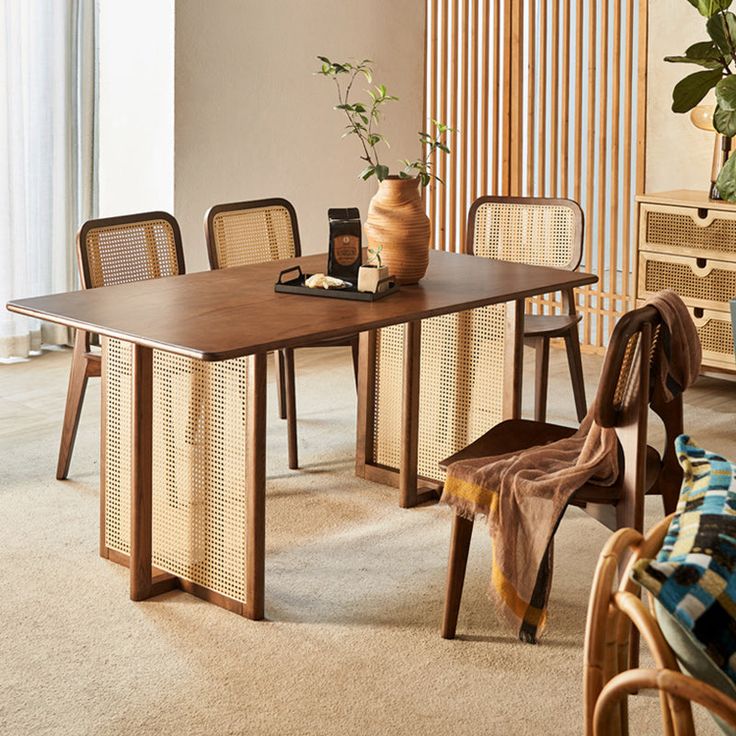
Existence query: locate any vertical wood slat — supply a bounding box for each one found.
[480,0,490,197]
[459,0,470,250]
[423,0,646,349]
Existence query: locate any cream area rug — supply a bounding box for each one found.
[1,346,731,735]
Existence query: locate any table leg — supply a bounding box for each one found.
[503,299,525,421]
[245,351,267,620]
[399,320,438,508]
[129,344,177,601]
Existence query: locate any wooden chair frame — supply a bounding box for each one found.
[57,212,185,480]
[467,196,587,422]
[585,516,736,736]
[204,198,359,471]
[440,303,684,639]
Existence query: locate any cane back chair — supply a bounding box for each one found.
[57,212,185,479]
[467,196,587,422]
[439,303,686,639]
[204,197,359,471]
[585,516,736,736]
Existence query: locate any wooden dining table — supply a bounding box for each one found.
[7,249,596,620]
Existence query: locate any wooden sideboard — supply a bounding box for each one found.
[636,190,736,374]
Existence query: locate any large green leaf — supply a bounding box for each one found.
[717,75,736,109]
[672,68,723,112]
[664,41,725,68]
[689,0,732,16]
[714,104,736,135]
[707,11,736,56]
[716,151,736,200]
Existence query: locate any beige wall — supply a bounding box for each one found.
[98,0,174,216]
[646,0,715,193]
[174,0,426,271]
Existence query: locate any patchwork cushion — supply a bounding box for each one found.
[632,436,736,689]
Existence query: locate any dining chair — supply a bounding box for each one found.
[57,212,185,480]
[584,516,736,736]
[439,302,684,639]
[204,197,359,471]
[467,196,587,422]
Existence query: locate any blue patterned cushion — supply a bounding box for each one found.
[632,435,736,685]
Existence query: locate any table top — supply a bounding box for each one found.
[6,250,597,361]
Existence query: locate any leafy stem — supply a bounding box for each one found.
[316,56,454,186]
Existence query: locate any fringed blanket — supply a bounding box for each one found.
[440,290,702,643]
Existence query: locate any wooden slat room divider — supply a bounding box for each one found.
[424,0,649,351]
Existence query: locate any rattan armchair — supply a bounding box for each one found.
[439,303,684,639]
[204,198,359,470]
[585,516,736,735]
[57,212,185,479]
[467,196,587,422]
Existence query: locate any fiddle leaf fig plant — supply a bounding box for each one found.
[316,56,455,186]
[667,1,736,198]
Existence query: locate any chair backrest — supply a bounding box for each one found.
[591,303,685,527]
[77,212,185,289]
[466,196,583,271]
[204,198,301,270]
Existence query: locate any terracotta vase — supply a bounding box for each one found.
[364,176,431,284]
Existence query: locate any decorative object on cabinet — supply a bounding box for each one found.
[665,1,736,201]
[636,190,736,374]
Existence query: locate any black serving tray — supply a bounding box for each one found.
[274,265,399,301]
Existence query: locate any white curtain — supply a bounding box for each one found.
[0,0,97,360]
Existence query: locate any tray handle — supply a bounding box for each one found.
[377,275,395,290]
[277,265,303,284]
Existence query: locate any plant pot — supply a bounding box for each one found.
[357,264,389,294]
[364,176,431,285]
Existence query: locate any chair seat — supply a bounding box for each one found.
[439,419,661,506]
[524,313,583,338]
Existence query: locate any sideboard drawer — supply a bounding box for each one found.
[640,203,736,260]
[638,252,736,312]
[637,300,736,372]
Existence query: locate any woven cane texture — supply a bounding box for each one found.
[83,219,181,288]
[691,310,736,371]
[471,201,576,269]
[211,205,296,268]
[102,338,249,603]
[372,305,507,482]
[643,206,736,258]
[640,253,736,312]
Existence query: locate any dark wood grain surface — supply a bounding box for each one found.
[6,251,597,361]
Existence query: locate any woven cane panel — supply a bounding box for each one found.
[102,338,249,603]
[640,253,736,312]
[472,202,575,269]
[643,206,736,258]
[212,206,296,268]
[372,304,507,482]
[84,220,180,288]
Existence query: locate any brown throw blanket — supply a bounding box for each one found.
[439,290,702,643]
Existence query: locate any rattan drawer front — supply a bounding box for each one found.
[638,252,736,312]
[372,304,507,482]
[102,338,249,604]
[637,300,735,372]
[640,203,736,260]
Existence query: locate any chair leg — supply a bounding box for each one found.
[564,329,588,422]
[441,513,474,639]
[274,350,287,420]
[532,336,550,423]
[56,331,92,480]
[351,336,359,390]
[284,347,298,470]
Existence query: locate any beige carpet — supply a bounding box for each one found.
[1,345,733,735]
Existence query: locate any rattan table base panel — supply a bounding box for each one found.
[371,304,507,482]
[102,337,249,604]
